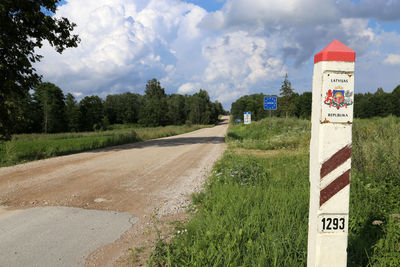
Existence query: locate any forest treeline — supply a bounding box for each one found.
[231,75,400,121]
[10,78,225,135]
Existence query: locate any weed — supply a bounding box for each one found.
[149,116,400,266]
[0,124,210,167]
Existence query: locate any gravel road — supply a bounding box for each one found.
[0,116,229,266]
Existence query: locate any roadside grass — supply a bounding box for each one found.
[349,116,400,266]
[0,124,210,167]
[148,116,400,266]
[226,117,310,151]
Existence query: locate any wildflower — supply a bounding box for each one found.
[372,220,383,226]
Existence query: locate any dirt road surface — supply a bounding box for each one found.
[0,116,229,266]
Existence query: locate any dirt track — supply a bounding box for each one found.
[0,116,229,266]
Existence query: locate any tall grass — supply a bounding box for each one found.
[0,124,210,167]
[149,116,400,266]
[226,117,310,151]
[348,116,400,266]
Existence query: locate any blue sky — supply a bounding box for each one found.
[37,0,400,109]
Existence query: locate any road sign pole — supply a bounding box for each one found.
[264,96,277,131]
[269,110,272,129]
[307,40,356,267]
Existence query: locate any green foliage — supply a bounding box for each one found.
[105,92,143,124]
[231,94,272,122]
[33,82,67,133]
[150,116,400,266]
[226,117,310,150]
[348,116,400,266]
[65,93,80,132]
[139,79,168,127]
[1,78,225,138]
[0,0,79,140]
[294,92,312,119]
[279,74,297,118]
[167,94,186,125]
[187,89,219,125]
[79,95,105,131]
[0,124,210,167]
[230,91,312,122]
[354,86,400,118]
[149,131,310,266]
[369,216,400,267]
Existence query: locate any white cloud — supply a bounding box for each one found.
[33,0,400,109]
[177,82,201,94]
[340,0,400,21]
[202,0,339,30]
[383,54,400,65]
[36,0,195,96]
[202,31,284,84]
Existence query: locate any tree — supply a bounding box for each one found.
[279,74,296,117]
[139,79,168,127]
[33,82,66,133]
[294,92,312,118]
[167,94,186,125]
[0,0,79,140]
[105,93,142,124]
[65,93,80,132]
[79,96,104,131]
[392,85,400,117]
[230,94,269,121]
[187,90,210,124]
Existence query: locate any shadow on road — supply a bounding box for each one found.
[89,136,226,153]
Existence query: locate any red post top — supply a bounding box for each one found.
[314,40,355,64]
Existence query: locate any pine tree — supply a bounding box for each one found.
[279,74,296,118]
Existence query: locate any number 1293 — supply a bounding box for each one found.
[318,215,347,233]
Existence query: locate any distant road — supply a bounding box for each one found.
[0,116,229,266]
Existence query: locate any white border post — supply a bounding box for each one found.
[307,40,356,267]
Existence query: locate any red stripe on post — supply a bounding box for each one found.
[320,145,352,179]
[320,169,350,207]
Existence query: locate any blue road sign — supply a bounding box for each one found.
[264,97,277,110]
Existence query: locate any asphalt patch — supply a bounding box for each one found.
[0,206,138,267]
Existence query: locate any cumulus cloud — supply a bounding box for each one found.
[34,0,400,108]
[36,0,195,96]
[202,0,339,29]
[383,54,400,65]
[178,82,201,94]
[340,0,400,21]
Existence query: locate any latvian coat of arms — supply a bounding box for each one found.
[324,86,353,110]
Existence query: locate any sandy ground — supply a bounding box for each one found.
[0,116,229,266]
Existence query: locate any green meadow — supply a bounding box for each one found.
[149,116,400,266]
[0,124,210,167]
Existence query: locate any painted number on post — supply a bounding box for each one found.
[318,214,348,233]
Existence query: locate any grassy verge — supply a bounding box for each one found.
[148,116,400,266]
[0,124,210,167]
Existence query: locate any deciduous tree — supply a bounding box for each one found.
[0,0,79,140]
[139,79,168,127]
[65,93,80,132]
[79,96,104,131]
[33,82,66,133]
